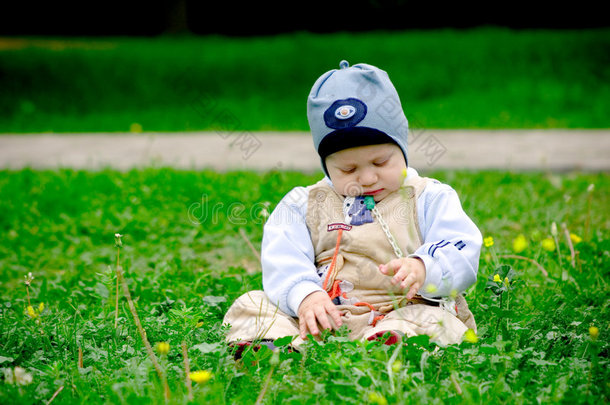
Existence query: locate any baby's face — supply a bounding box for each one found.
[325,143,407,202]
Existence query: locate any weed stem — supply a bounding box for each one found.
[498,255,548,277]
[562,223,576,268]
[254,365,275,405]
[239,228,262,263]
[46,385,64,405]
[114,247,120,328]
[118,265,170,401]
[78,347,83,369]
[450,372,463,395]
[386,343,401,394]
[182,341,193,401]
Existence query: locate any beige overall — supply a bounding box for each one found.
[223,175,475,348]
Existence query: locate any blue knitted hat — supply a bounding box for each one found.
[307,60,409,176]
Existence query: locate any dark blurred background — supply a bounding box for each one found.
[1,0,607,36]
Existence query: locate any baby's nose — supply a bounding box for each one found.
[359,169,378,186]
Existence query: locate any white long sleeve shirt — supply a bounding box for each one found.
[261,168,482,317]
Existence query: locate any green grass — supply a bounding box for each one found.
[1,27,609,133]
[0,168,608,403]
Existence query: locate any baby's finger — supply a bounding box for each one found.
[406,281,421,300]
[307,315,320,336]
[399,270,417,289]
[326,303,343,328]
[301,311,319,338]
[379,259,402,276]
[299,316,309,339]
[391,263,410,285]
[315,306,332,331]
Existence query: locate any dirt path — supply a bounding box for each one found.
[1,129,609,172]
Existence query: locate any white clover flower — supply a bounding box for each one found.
[4,367,33,385]
[24,272,34,287]
[259,202,271,221]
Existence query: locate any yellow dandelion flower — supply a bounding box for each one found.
[368,392,388,405]
[570,233,582,244]
[189,370,213,384]
[484,236,494,248]
[493,274,502,283]
[463,328,478,343]
[425,283,438,294]
[130,122,143,133]
[541,238,556,252]
[512,234,528,253]
[38,302,44,312]
[156,342,170,355]
[26,305,38,319]
[195,321,204,328]
[589,326,599,341]
[504,277,510,286]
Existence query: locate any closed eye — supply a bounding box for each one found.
[373,159,389,167]
[341,167,356,174]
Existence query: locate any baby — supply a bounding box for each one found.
[223,61,482,351]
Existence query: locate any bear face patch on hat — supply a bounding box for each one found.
[307,60,409,176]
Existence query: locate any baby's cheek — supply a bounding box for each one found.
[341,180,364,196]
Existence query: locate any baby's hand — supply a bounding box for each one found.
[379,257,426,299]
[297,291,343,339]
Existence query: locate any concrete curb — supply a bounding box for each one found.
[1,129,609,172]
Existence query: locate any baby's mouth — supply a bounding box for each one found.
[362,188,384,196]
